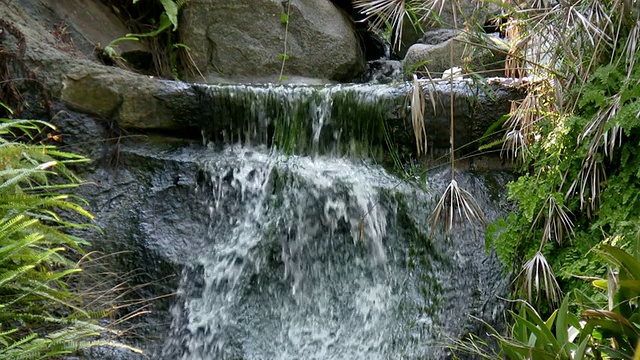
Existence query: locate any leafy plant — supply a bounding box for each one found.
[101,0,193,80]
[0,111,141,358]
[475,0,640,308]
[455,243,640,359]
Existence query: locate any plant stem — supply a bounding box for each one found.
[279,0,292,81]
[450,1,457,182]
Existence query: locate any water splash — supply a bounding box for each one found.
[156,146,507,360]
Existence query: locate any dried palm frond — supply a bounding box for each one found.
[414,0,446,25]
[504,18,526,79]
[430,178,487,234]
[518,251,562,306]
[579,107,611,157]
[410,74,427,155]
[564,2,613,48]
[506,0,619,95]
[501,87,546,161]
[567,154,606,216]
[354,0,410,51]
[353,0,446,51]
[501,129,528,162]
[506,86,547,138]
[620,19,640,77]
[532,194,575,245]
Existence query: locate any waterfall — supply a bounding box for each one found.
[195,81,483,157]
[127,81,514,359]
[152,153,508,358]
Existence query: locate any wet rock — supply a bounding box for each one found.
[194,79,524,159]
[61,72,122,117]
[361,59,404,84]
[59,67,196,130]
[179,0,365,83]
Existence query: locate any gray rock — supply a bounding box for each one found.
[179,0,365,83]
[396,0,502,57]
[59,68,182,130]
[419,28,462,45]
[40,0,149,60]
[404,33,509,77]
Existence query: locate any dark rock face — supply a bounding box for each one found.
[361,60,404,84]
[179,0,366,83]
[60,133,512,360]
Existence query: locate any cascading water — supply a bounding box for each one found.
[148,82,511,359]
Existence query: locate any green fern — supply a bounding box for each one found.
[0,114,141,358]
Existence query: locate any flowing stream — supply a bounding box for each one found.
[134,82,511,359]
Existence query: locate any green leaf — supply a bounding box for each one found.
[499,338,559,360]
[159,0,179,30]
[573,335,591,359]
[478,114,508,144]
[278,53,291,60]
[594,245,640,280]
[0,102,13,115]
[593,279,608,290]
[518,303,564,355]
[582,309,639,348]
[127,13,172,38]
[555,295,570,356]
[281,13,289,24]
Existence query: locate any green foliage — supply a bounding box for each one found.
[486,2,640,305]
[456,244,640,359]
[280,13,289,25]
[132,0,179,30]
[103,0,189,80]
[353,0,428,52]
[0,112,140,358]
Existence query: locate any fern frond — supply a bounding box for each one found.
[0,114,135,358]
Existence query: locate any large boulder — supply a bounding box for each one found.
[179,0,365,83]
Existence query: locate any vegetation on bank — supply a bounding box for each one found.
[0,111,141,358]
[1,9,143,357]
[99,0,192,80]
